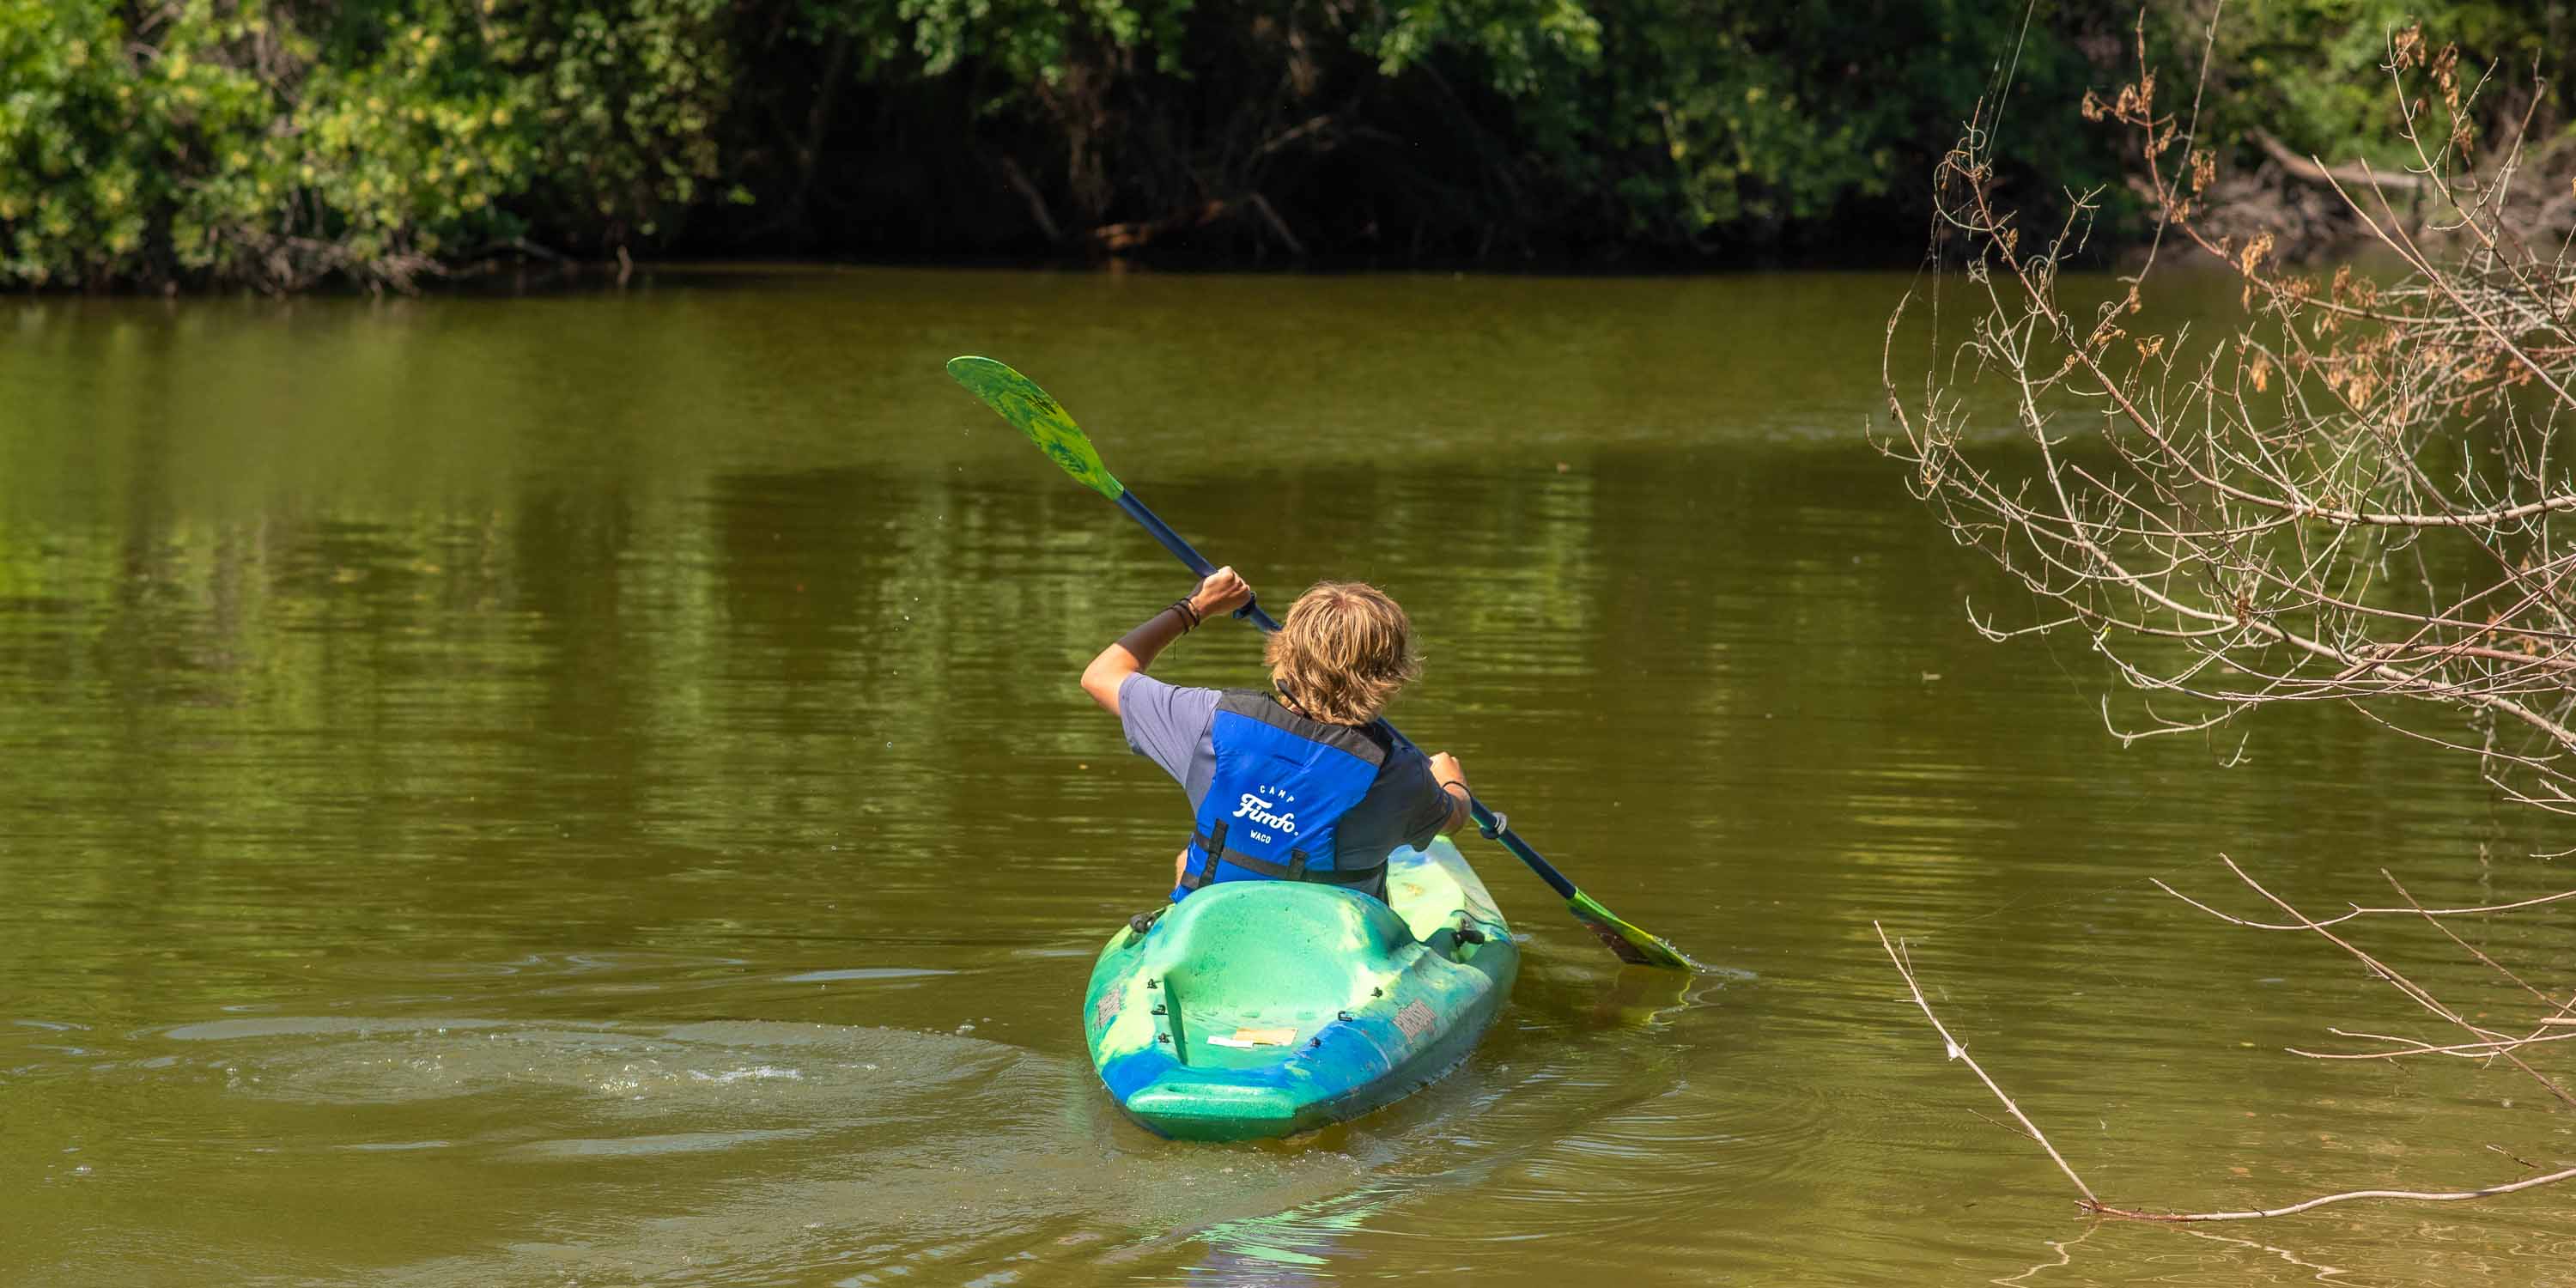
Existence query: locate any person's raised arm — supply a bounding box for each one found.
[1079,567,1255,715]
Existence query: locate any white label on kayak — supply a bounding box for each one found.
[1210,1028,1297,1048]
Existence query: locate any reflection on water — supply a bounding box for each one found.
[2,268,2569,1285]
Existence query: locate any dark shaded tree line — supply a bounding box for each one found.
[1,0,2567,290]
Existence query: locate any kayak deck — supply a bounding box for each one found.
[1083,837,1517,1141]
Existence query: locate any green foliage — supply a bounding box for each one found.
[515,0,735,236]
[800,0,1194,82]
[1369,0,1604,96]
[0,0,2567,287]
[2200,0,2573,167]
[0,0,732,289]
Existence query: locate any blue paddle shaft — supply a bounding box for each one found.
[1115,489,1581,903]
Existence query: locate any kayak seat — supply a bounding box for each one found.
[1143,880,1413,1005]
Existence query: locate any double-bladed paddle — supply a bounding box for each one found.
[947,355,1694,971]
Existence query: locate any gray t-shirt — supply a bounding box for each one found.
[1119,673,1451,895]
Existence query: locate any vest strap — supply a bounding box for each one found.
[1212,848,1384,887]
[1182,820,1228,892]
[1182,826,1382,889]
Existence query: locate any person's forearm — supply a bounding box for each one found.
[1429,752,1472,832]
[1078,568,1250,716]
[1079,603,1199,714]
[1437,780,1473,832]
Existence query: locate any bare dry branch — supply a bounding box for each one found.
[1874,921,2100,1206]
[2086,1164,2576,1223]
[1883,7,2576,1230]
[1881,901,2576,1224]
[1882,15,2576,814]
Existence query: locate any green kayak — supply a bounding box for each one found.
[1081,837,1518,1141]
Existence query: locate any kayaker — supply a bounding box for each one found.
[1080,568,1473,902]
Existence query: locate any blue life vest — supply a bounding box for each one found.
[1174,691,1391,902]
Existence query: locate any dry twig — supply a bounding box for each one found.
[1880,905,2576,1223]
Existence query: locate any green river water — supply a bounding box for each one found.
[2,268,2570,1285]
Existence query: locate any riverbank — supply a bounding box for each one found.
[9,2,2566,294]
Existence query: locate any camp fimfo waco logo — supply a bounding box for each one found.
[1230,784,1298,840]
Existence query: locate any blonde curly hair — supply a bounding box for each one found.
[1264,581,1423,726]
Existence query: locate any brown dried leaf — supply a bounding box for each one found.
[2239,231,2275,277]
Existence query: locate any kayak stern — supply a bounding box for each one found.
[1084,838,1516,1140]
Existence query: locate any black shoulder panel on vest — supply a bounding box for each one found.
[1216,690,1388,765]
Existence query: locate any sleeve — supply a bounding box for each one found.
[1117,674,1218,787]
[1382,745,1457,852]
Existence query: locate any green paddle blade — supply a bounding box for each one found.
[1568,890,1697,970]
[946,356,1125,500]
